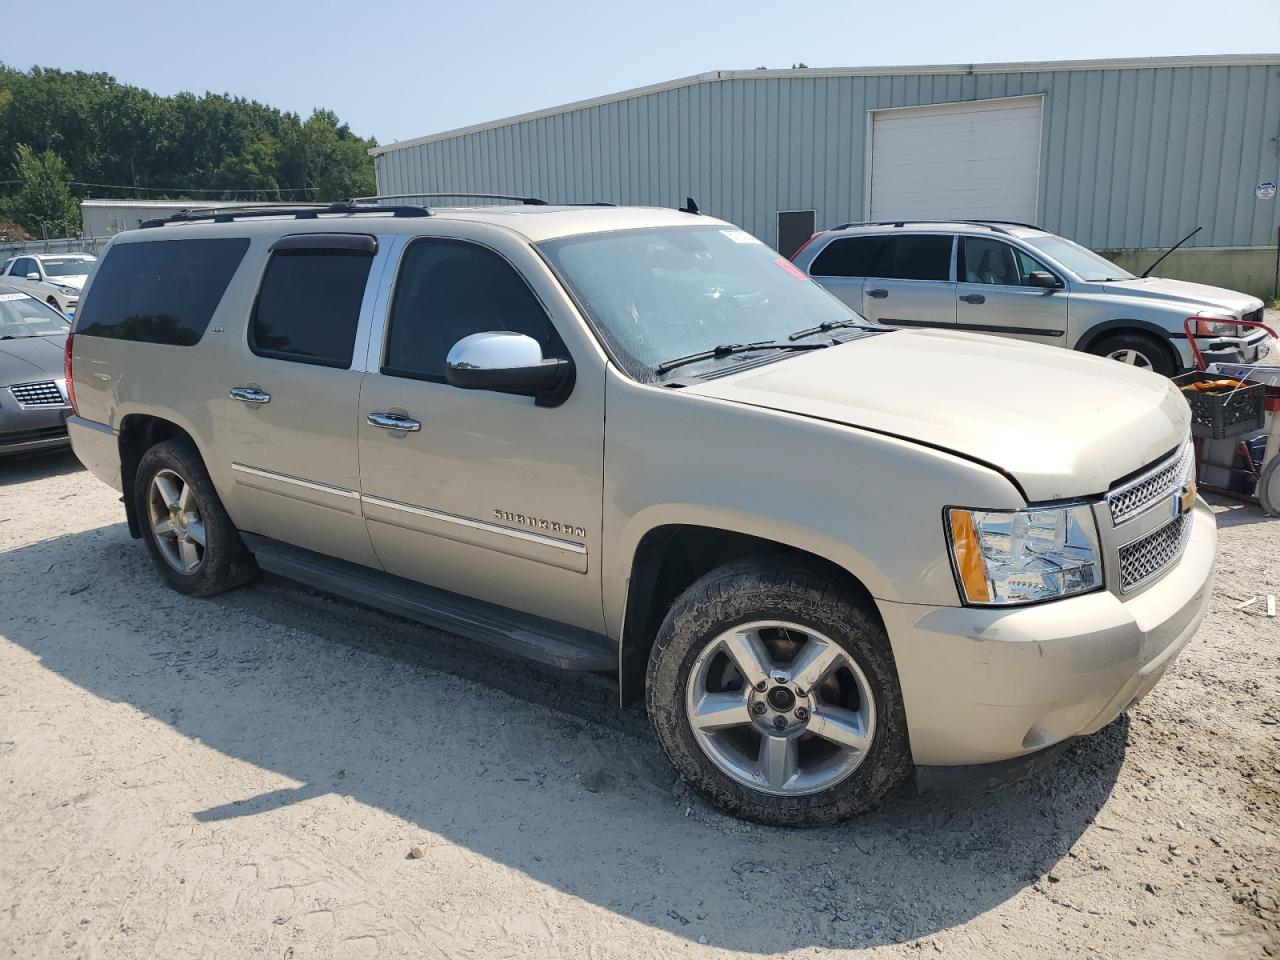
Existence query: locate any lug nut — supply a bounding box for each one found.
[795,707,809,721]
[773,715,788,730]
[752,702,767,715]
[755,681,768,693]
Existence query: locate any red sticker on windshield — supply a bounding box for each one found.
[773,257,808,280]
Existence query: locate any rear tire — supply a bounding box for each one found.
[134,439,256,596]
[1088,331,1178,377]
[646,557,911,826]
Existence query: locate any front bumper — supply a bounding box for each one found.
[879,498,1216,767]
[1181,329,1272,369]
[0,403,71,456]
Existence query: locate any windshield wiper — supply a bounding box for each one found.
[655,340,827,375]
[786,319,873,341]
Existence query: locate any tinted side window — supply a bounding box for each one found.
[75,238,249,345]
[809,236,880,277]
[383,238,565,382]
[877,235,953,281]
[250,246,374,368]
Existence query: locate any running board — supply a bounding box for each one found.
[244,536,616,671]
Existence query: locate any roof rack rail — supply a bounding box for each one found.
[139,201,432,229]
[354,192,548,206]
[827,219,1042,236]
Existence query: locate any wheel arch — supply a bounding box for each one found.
[616,522,882,705]
[117,413,205,538]
[1075,319,1185,373]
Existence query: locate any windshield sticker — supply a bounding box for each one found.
[0,293,27,302]
[720,229,761,244]
[773,257,808,280]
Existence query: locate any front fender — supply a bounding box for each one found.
[600,369,1026,639]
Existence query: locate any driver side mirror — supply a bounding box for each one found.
[445,331,574,407]
[26,272,40,281]
[1027,271,1062,290]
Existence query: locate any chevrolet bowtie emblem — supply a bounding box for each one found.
[1176,482,1196,516]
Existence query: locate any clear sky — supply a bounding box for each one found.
[3,0,1278,145]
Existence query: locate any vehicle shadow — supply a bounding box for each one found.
[0,447,82,487]
[0,523,1127,952]
[1205,493,1277,529]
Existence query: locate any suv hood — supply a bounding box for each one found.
[1089,276,1263,317]
[690,329,1189,502]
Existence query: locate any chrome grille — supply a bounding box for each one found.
[1106,441,1194,525]
[1118,513,1192,593]
[8,380,66,408]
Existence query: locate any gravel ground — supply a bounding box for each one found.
[0,450,1277,959]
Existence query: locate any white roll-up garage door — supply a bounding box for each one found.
[868,95,1043,223]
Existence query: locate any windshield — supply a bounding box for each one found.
[0,291,71,338]
[539,225,868,380]
[1022,236,1133,282]
[41,258,93,278]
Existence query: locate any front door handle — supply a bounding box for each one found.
[367,412,422,433]
[960,293,986,304]
[229,386,271,404]
[866,288,889,299]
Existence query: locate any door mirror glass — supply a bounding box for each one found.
[1027,270,1062,289]
[445,331,574,407]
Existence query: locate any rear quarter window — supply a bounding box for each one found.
[74,238,249,346]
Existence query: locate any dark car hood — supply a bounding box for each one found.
[0,335,67,379]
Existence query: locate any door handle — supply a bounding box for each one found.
[229,386,271,404]
[960,293,986,304]
[866,288,889,299]
[367,412,422,433]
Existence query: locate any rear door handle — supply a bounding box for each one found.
[960,293,986,304]
[367,412,422,432]
[866,288,889,299]
[229,386,271,404]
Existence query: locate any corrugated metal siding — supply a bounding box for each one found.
[375,64,1280,252]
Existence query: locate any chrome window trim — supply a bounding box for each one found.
[230,462,360,500]
[360,494,587,555]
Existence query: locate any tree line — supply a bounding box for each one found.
[0,64,378,238]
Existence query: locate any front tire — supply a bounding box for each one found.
[1089,331,1178,377]
[134,439,256,596]
[646,557,911,826]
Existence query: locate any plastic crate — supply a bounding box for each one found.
[1174,372,1267,439]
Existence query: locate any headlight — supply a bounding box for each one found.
[1192,317,1239,337]
[59,286,77,295]
[946,503,1102,605]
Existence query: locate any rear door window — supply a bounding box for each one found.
[249,236,375,368]
[74,238,249,345]
[876,235,953,281]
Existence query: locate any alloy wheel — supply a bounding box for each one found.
[147,468,207,574]
[684,620,876,797]
[1108,347,1154,369]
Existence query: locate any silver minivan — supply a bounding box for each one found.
[791,221,1268,377]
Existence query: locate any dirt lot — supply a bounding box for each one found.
[0,451,1276,959]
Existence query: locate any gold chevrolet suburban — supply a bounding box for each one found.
[65,200,1215,825]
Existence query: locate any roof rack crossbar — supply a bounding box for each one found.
[353,192,548,206]
[827,218,1041,235]
[139,201,432,228]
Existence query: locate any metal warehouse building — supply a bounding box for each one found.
[372,54,1280,298]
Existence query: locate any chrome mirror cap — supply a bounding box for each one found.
[444,331,575,408]
[446,331,543,371]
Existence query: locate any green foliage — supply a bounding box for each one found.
[3,144,79,236]
[0,64,378,230]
